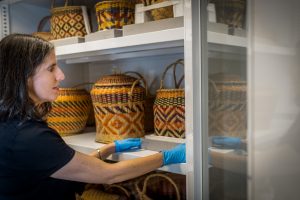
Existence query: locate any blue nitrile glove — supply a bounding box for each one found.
[161,143,186,166]
[212,136,241,149]
[114,138,142,152]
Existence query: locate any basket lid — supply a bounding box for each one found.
[94,74,138,87]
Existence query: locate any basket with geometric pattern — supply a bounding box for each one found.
[47,88,92,136]
[124,71,154,133]
[209,73,247,139]
[154,59,185,138]
[95,0,135,31]
[50,0,89,39]
[90,73,146,143]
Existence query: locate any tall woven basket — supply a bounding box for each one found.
[95,0,135,30]
[90,74,146,143]
[124,71,154,133]
[47,88,92,136]
[208,73,247,139]
[154,59,185,138]
[50,0,89,39]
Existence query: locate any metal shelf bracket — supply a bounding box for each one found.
[0,3,10,39]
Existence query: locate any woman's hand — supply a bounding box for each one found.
[114,138,142,152]
[161,143,186,166]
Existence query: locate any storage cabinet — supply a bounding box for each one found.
[0,0,248,199]
[2,0,299,199]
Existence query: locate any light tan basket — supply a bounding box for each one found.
[32,16,54,41]
[47,88,92,136]
[50,0,89,39]
[90,74,146,143]
[154,59,185,138]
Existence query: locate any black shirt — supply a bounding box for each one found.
[0,119,83,200]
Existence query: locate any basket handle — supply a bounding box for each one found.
[124,71,149,97]
[37,16,51,32]
[128,77,146,106]
[160,59,184,90]
[135,173,181,200]
[51,0,68,9]
[104,184,130,198]
[208,79,220,94]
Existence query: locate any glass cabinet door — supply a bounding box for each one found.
[206,0,248,199]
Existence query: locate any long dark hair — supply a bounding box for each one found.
[0,33,54,122]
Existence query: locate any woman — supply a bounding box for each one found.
[0,34,186,200]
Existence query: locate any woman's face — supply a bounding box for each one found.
[28,50,65,104]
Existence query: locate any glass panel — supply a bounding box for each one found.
[206,0,248,199]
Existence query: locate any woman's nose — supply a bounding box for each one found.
[56,66,65,81]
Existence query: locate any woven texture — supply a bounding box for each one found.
[142,0,173,21]
[95,1,135,30]
[124,71,154,133]
[47,88,92,136]
[51,0,87,39]
[154,59,185,138]
[209,73,247,139]
[91,74,146,143]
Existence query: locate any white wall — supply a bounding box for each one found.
[249,0,300,199]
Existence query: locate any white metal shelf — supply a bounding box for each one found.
[55,27,246,63]
[63,131,186,175]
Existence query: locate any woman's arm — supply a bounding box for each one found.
[50,150,163,184]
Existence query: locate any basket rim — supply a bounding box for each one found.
[51,5,83,12]
[59,87,87,91]
[95,0,135,7]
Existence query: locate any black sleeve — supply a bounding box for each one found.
[12,121,75,179]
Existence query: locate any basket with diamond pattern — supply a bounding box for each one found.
[50,0,89,39]
[90,73,146,143]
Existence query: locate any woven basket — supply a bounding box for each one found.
[95,0,135,30]
[135,173,181,200]
[47,88,92,136]
[50,0,89,39]
[142,0,174,21]
[90,74,146,143]
[209,73,247,139]
[209,0,246,28]
[124,71,154,133]
[80,184,129,200]
[32,16,54,41]
[154,59,185,138]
